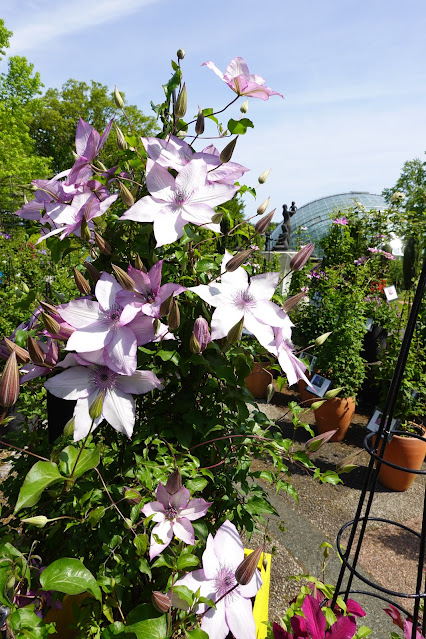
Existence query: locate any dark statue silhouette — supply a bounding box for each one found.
[274,201,297,250]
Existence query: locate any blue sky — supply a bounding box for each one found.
[2,0,426,223]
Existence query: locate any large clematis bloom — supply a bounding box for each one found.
[142,482,211,560]
[120,158,238,247]
[190,251,292,350]
[172,520,262,639]
[203,57,283,100]
[266,328,310,387]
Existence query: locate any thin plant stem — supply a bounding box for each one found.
[0,440,50,462]
[95,468,137,537]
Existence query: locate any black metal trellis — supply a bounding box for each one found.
[331,256,426,639]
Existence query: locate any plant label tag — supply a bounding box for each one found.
[384,285,398,301]
[308,373,332,397]
[367,409,398,433]
[365,318,373,332]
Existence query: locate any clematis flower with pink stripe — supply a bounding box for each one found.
[266,328,310,387]
[203,57,283,100]
[120,158,238,247]
[142,482,211,560]
[57,272,159,375]
[190,251,292,350]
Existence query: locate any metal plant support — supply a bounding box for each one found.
[331,256,426,639]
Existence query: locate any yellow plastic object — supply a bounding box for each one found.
[244,548,272,639]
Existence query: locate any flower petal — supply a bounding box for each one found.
[104,326,137,375]
[127,315,156,345]
[244,312,275,351]
[73,394,103,441]
[58,299,101,328]
[141,501,165,522]
[238,568,262,599]
[153,209,186,247]
[149,520,173,560]
[44,366,92,400]
[211,305,243,340]
[65,324,110,353]
[212,520,244,569]
[225,593,257,639]
[95,272,122,312]
[115,370,163,395]
[248,272,279,301]
[156,482,170,509]
[173,518,195,545]
[102,387,135,438]
[179,498,211,521]
[202,60,225,81]
[146,160,175,200]
[202,599,229,639]
[172,570,213,613]
[120,195,162,223]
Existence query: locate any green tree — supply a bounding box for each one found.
[0,18,12,59]
[30,79,158,172]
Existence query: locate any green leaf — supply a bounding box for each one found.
[88,506,106,528]
[195,259,217,274]
[357,626,373,638]
[163,69,181,100]
[126,604,168,639]
[40,558,102,602]
[172,585,194,607]
[227,118,254,135]
[185,478,208,493]
[323,606,337,627]
[177,554,199,570]
[202,108,219,125]
[192,521,208,543]
[59,445,100,478]
[186,630,210,639]
[245,495,277,516]
[134,534,148,556]
[137,558,152,579]
[9,608,50,638]
[14,461,66,513]
[156,349,180,364]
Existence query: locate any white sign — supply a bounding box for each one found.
[384,285,398,302]
[367,409,399,434]
[308,373,332,397]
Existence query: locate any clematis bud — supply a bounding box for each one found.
[114,86,124,109]
[21,282,29,294]
[190,333,201,354]
[257,197,270,216]
[119,181,135,207]
[94,232,111,256]
[192,317,211,353]
[195,106,205,135]
[258,169,271,184]
[41,313,60,337]
[310,400,327,411]
[176,48,185,60]
[220,137,238,164]
[225,317,244,347]
[266,382,275,404]
[290,243,315,271]
[255,210,275,235]
[225,249,253,273]
[235,547,263,585]
[80,217,91,243]
[0,351,19,408]
[315,331,332,346]
[165,469,182,495]
[123,487,141,504]
[174,83,187,120]
[39,300,57,315]
[4,338,30,364]
[96,160,108,172]
[153,318,161,336]
[211,212,223,224]
[111,264,136,291]
[168,299,180,331]
[73,267,91,295]
[337,450,361,472]
[115,123,128,151]
[89,392,104,420]
[152,591,170,613]
[305,429,337,451]
[134,255,147,272]
[325,387,344,399]
[63,417,75,437]
[282,292,305,313]
[21,516,48,528]
[84,261,101,284]
[240,99,249,114]
[28,337,45,366]
[159,295,173,317]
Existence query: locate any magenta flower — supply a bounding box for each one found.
[57,273,158,375]
[203,57,283,100]
[44,355,162,441]
[116,261,186,321]
[190,251,291,350]
[142,482,211,560]
[273,595,357,639]
[333,217,349,225]
[173,520,262,639]
[120,158,238,247]
[368,247,396,260]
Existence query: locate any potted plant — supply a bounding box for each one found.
[375,422,426,491]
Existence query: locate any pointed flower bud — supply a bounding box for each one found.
[176,49,185,60]
[89,392,104,420]
[266,382,275,404]
[39,300,57,315]
[168,299,180,331]
[325,387,344,399]
[255,210,275,235]
[94,232,111,256]
[0,351,19,408]
[134,255,147,272]
[225,317,244,347]
[225,249,253,273]
[21,516,49,528]
[211,212,223,224]
[175,83,187,120]
[192,317,211,353]
[290,243,315,272]
[160,295,173,317]
[114,123,128,151]
[152,591,170,613]
[257,197,270,216]
[153,318,161,336]
[235,547,263,585]
[258,169,271,184]
[305,429,337,451]
[165,469,182,495]
[310,400,327,411]
[114,86,124,109]
[41,313,60,337]
[80,216,91,243]
[190,333,201,354]
[63,417,75,437]
[123,487,141,504]
[73,267,91,295]
[195,106,205,135]
[315,331,332,346]
[28,336,45,366]
[111,264,136,291]
[220,137,238,164]
[119,181,135,207]
[282,292,305,313]
[83,261,101,284]
[240,99,249,114]
[4,338,30,364]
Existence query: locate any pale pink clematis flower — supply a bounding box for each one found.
[142,482,211,560]
[116,261,186,321]
[332,217,349,226]
[266,328,311,387]
[44,354,162,441]
[172,520,262,639]
[120,158,238,247]
[203,57,283,100]
[57,272,158,375]
[190,251,292,350]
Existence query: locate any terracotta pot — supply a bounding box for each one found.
[297,379,317,407]
[375,428,426,491]
[245,363,273,399]
[314,396,356,442]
